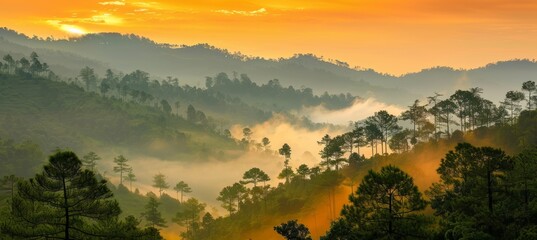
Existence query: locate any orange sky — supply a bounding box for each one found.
[2,0,537,74]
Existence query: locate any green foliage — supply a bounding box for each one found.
[113,155,132,186]
[173,198,206,239]
[0,72,240,160]
[365,110,401,155]
[426,143,537,239]
[240,167,270,187]
[173,180,192,203]
[0,137,44,177]
[141,196,167,228]
[274,220,312,240]
[217,182,247,215]
[323,165,430,239]
[1,151,121,239]
[206,72,357,111]
[81,151,101,172]
[320,135,347,170]
[152,173,169,197]
[90,215,164,239]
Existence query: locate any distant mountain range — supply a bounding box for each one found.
[1,27,536,104]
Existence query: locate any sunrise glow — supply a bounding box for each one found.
[60,25,87,35]
[2,0,537,73]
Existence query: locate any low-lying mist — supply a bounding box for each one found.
[297,98,405,125]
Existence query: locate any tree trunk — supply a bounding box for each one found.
[62,176,70,240]
[388,193,393,237]
[487,170,493,215]
[446,114,451,138]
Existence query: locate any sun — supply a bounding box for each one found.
[60,25,87,35]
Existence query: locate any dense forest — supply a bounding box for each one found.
[1,51,537,239]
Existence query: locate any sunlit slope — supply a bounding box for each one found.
[0,73,239,160]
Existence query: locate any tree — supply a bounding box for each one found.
[349,124,367,156]
[0,175,21,213]
[364,122,382,156]
[279,143,292,183]
[124,170,137,192]
[278,168,295,183]
[242,127,253,142]
[187,104,197,122]
[217,185,237,215]
[296,164,310,179]
[160,99,172,115]
[217,183,247,215]
[3,54,15,74]
[450,90,472,132]
[2,151,121,239]
[79,66,97,91]
[509,147,537,225]
[113,155,132,186]
[427,143,513,238]
[427,92,443,140]
[29,52,42,75]
[18,57,30,73]
[240,167,270,187]
[503,90,525,125]
[388,129,412,153]
[172,198,206,237]
[323,165,429,239]
[274,220,312,240]
[262,137,271,151]
[142,196,167,228]
[81,151,101,172]
[522,81,536,110]
[100,78,112,96]
[320,135,347,171]
[174,101,181,115]
[434,99,458,138]
[365,110,400,155]
[152,173,170,197]
[173,181,192,203]
[400,100,428,142]
[318,134,332,163]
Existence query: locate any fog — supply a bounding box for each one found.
[91,97,464,239]
[298,98,405,125]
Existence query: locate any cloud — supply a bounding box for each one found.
[87,13,123,24]
[98,1,125,6]
[215,8,267,16]
[297,98,405,125]
[46,20,87,35]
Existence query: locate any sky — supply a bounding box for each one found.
[2,0,537,74]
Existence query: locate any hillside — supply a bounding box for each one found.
[0,28,412,103]
[3,28,537,105]
[0,73,240,160]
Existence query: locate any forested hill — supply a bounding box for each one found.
[0,28,410,103]
[3,28,537,105]
[0,72,240,160]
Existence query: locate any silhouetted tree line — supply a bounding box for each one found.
[205,72,357,110]
[0,53,56,79]
[76,67,272,128]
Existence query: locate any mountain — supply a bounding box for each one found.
[0,72,240,160]
[2,27,536,106]
[0,28,413,104]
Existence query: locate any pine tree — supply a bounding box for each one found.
[113,155,131,186]
[1,151,121,239]
[142,196,167,229]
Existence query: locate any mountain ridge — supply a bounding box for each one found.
[2,27,536,104]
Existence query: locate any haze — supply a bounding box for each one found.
[2,0,537,74]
